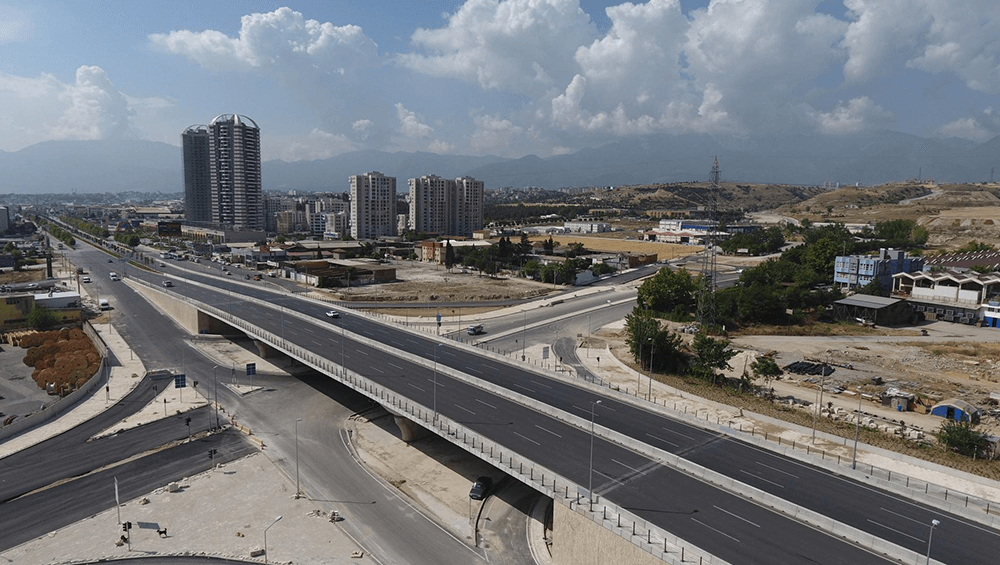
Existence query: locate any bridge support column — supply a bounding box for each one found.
[253,340,277,359]
[391,414,430,442]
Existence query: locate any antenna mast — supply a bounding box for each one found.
[697,157,720,329]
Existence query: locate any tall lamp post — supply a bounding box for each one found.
[520,310,526,362]
[263,515,282,564]
[433,344,442,424]
[925,519,940,565]
[294,418,303,498]
[212,365,219,430]
[852,386,863,469]
[647,337,655,400]
[588,400,602,510]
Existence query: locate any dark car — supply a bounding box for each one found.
[469,476,492,500]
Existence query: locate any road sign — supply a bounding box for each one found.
[174,374,187,389]
[542,346,550,360]
[246,363,256,376]
[436,311,441,324]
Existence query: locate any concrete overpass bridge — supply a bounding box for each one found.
[122,268,997,565]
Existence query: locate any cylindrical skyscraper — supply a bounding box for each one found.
[208,114,263,231]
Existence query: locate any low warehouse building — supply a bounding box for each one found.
[832,294,915,327]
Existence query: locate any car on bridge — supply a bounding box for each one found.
[325,310,340,319]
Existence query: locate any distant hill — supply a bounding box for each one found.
[0,132,996,194]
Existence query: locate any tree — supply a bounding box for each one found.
[543,236,555,254]
[27,306,59,330]
[857,277,887,297]
[688,333,738,384]
[750,355,782,390]
[445,241,456,271]
[935,420,989,457]
[275,235,286,244]
[637,266,698,314]
[624,309,659,365]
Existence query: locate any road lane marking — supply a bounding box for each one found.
[739,469,784,489]
[356,350,369,356]
[528,379,551,388]
[475,399,498,410]
[867,520,924,543]
[661,427,695,441]
[388,362,404,370]
[455,404,476,415]
[406,339,420,345]
[427,379,445,388]
[513,383,535,393]
[465,366,482,374]
[534,425,562,438]
[755,461,799,479]
[407,383,426,392]
[593,470,625,485]
[691,518,740,543]
[713,505,760,528]
[879,507,928,527]
[644,433,678,447]
[370,366,384,374]
[513,431,540,446]
[611,459,646,475]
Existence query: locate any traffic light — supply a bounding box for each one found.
[185,417,191,426]
[122,521,132,532]
[207,448,217,460]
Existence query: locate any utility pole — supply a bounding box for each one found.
[697,157,720,329]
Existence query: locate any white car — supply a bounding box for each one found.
[325,310,340,318]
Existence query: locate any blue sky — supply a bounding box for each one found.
[0,1,996,161]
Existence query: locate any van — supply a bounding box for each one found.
[467,324,484,335]
[99,298,110,310]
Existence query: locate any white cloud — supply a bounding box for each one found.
[844,0,1000,94]
[269,128,356,161]
[351,119,373,140]
[149,7,378,74]
[470,114,524,154]
[427,139,456,153]
[395,103,433,138]
[0,65,155,150]
[808,96,894,134]
[398,0,597,96]
[935,108,1000,141]
[0,4,30,44]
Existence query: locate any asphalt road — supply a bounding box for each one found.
[129,262,929,564]
[48,242,503,565]
[72,238,1000,564]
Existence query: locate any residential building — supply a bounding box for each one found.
[408,175,484,237]
[276,210,307,234]
[350,172,396,240]
[834,248,923,292]
[181,125,212,223]
[208,114,264,231]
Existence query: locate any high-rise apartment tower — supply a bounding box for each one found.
[208,114,263,231]
[408,175,484,237]
[181,125,211,223]
[349,171,396,239]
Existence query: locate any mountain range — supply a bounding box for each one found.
[0,131,996,194]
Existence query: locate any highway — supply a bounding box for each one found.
[36,243,499,565]
[130,260,974,564]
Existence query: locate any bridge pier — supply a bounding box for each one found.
[391,414,431,442]
[252,340,278,359]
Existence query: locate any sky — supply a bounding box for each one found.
[0,0,997,162]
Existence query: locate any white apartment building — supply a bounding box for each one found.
[350,171,397,240]
[408,175,484,237]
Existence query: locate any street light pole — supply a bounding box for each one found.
[925,519,940,565]
[812,368,827,442]
[647,337,654,400]
[588,400,602,511]
[213,365,219,430]
[521,310,526,362]
[433,344,441,424]
[852,386,863,469]
[263,515,282,564]
[294,418,302,498]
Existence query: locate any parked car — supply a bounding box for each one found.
[325,310,340,318]
[469,476,493,500]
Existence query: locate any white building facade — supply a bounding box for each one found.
[350,171,397,240]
